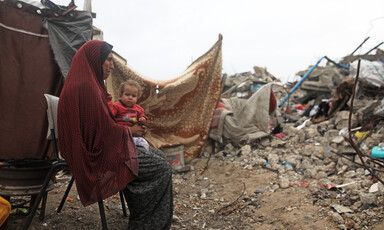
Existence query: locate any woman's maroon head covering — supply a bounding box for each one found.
[58,40,138,206]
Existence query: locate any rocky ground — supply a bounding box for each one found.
[4,111,384,230]
[3,158,340,230]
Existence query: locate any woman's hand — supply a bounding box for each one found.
[130,123,147,137]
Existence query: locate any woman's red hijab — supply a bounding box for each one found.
[58,40,138,206]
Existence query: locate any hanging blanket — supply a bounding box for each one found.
[106,35,223,160]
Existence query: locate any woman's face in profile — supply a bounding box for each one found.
[103,52,114,80]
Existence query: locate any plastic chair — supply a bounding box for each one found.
[23,94,127,230]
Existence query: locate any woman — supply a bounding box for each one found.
[58,40,173,229]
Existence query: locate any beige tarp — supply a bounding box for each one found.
[209,83,273,146]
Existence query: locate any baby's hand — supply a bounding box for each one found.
[138,117,147,126]
[139,117,147,125]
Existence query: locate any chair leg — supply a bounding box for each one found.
[119,191,127,217]
[98,201,108,230]
[57,176,74,213]
[29,195,37,214]
[23,162,66,230]
[39,192,48,222]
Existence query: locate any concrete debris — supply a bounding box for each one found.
[222,66,277,99]
[200,49,384,229]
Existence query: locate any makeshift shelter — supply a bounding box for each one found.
[0,0,93,160]
[209,83,277,147]
[1,0,223,164]
[106,35,223,161]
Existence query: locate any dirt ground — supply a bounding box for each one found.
[4,157,384,230]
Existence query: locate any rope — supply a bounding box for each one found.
[0,22,48,38]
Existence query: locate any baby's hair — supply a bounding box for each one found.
[119,80,142,97]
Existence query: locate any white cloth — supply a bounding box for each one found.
[349,60,384,88]
[209,83,272,146]
[133,137,149,150]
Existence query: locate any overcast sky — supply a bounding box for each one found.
[57,1,384,82]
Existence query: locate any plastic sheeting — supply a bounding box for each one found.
[43,12,93,79]
[349,60,384,88]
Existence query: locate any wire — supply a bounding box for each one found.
[358,16,384,55]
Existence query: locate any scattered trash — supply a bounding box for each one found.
[331,204,353,214]
[325,184,337,191]
[10,208,28,214]
[335,181,362,189]
[369,183,379,193]
[161,145,185,170]
[355,131,369,139]
[282,163,292,168]
[371,146,384,158]
[285,206,297,212]
[274,133,286,138]
[297,118,311,130]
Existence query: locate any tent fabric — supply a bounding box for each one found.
[43,12,93,79]
[0,1,64,160]
[209,83,274,146]
[106,36,223,160]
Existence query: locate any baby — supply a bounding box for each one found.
[110,80,149,150]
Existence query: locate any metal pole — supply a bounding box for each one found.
[350,37,370,56]
[279,56,326,108]
[364,42,384,55]
[83,0,92,12]
[324,56,350,69]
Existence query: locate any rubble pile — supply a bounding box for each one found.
[221,66,278,99]
[204,117,384,228]
[294,65,349,104]
[200,49,384,229]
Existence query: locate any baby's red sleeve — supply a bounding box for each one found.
[108,101,118,116]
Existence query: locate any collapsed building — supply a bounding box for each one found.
[203,47,384,229]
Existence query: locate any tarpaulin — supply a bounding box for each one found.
[43,12,93,79]
[350,60,384,88]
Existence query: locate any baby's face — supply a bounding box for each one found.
[120,85,138,107]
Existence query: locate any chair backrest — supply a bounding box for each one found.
[44,94,60,160]
[44,94,59,140]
